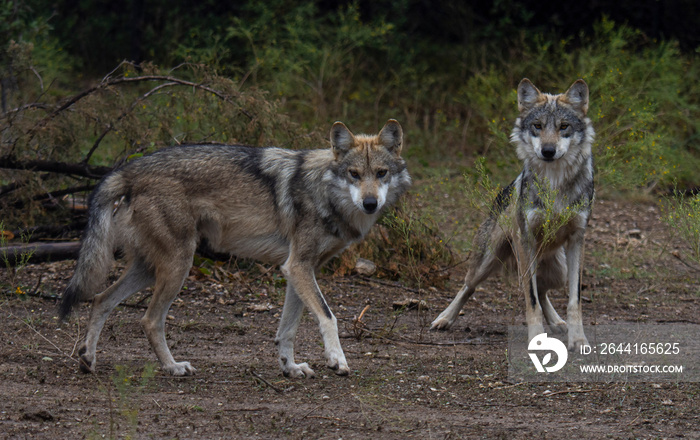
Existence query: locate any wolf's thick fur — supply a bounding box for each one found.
[431,79,595,350]
[60,119,411,377]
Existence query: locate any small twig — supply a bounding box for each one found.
[102,60,131,83]
[29,66,44,91]
[305,415,346,423]
[20,317,72,362]
[247,368,283,394]
[358,276,424,294]
[671,250,700,273]
[357,304,370,322]
[627,414,642,426]
[350,304,371,339]
[493,382,525,390]
[23,290,60,301]
[542,388,603,397]
[298,400,331,420]
[129,292,153,307]
[30,272,43,296]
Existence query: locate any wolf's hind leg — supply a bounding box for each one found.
[141,259,194,376]
[430,283,475,330]
[275,284,315,378]
[79,258,154,373]
[431,244,506,330]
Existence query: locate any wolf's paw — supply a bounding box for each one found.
[282,362,316,379]
[78,346,95,374]
[163,361,196,376]
[326,352,350,376]
[430,314,455,331]
[549,322,568,335]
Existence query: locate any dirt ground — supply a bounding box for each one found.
[1,199,698,439]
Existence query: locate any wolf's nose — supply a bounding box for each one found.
[363,197,378,213]
[541,145,556,160]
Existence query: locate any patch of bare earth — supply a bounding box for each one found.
[1,199,698,439]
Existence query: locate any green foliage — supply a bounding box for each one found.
[447,18,700,193]
[0,1,74,110]
[662,191,700,268]
[462,157,509,217]
[0,222,34,296]
[92,363,157,440]
[529,177,590,249]
[576,19,697,191]
[222,1,396,122]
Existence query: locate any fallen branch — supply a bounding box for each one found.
[1,241,81,266]
[0,155,111,178]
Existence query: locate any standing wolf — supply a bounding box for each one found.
[59,119,411,378]
[431,79,594,351]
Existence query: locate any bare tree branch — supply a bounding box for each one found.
[0,155,111,178]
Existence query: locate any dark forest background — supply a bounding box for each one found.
[1,0,699,264]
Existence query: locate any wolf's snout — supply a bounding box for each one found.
[362,197,378,213]
[541,145,556,160]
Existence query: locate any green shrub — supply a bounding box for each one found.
[662,191,700,268]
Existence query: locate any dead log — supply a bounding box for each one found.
[1,241,81,266]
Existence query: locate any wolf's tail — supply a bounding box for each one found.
[59,173,125,320]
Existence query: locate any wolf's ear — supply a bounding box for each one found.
[330,121,355,158]
[564,79,589,115]
[517,78,543,112]
[378,119,403,156]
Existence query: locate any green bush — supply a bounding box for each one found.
[662,190,700,268]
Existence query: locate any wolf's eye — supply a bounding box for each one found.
[376,169,388,178]
[560,123,570,131]
[533,123,542,130]
[349,170,361,180]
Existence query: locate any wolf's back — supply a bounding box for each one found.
[59,173,125,319]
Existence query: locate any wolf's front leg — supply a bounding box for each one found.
[565,229,589,351]
[275,284,316,378]
[281,257,349,376]
[518,240,545,342]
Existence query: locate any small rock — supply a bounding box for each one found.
[247,303,272,313]
[393,298,429,311]
[627,229,642,239]
[22,410,54,422]
[354,258,376,276]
